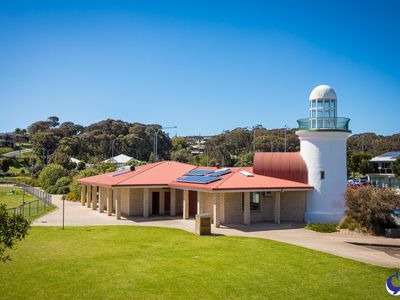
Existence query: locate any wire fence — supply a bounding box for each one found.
[5,183,52,219]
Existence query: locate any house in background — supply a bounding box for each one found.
[104,154,134,167]
[368,151,400,189]
[0,132,16,148]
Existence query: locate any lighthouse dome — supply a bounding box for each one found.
[309,85,337,100]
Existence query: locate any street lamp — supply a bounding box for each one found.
[284,124,289,152]
[111,139,116,158]
[154,126,177,162]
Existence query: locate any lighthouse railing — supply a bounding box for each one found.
[297,117,350,131]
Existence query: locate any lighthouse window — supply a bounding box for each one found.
[320,171,325,180]
[311,100,316,108]
[317,100,323,108]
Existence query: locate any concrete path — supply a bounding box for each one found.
[1,149,31,158]
[32,195,400,268]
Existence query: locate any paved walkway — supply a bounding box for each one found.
[32,195,400,268]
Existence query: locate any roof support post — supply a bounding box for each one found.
[160,190,165,215]
[220,193,225,224]
[99,187,105,213]
[274,192,281,224]
[91,186,97,210]
[213,193,220,228]
[107,188,112,216]
[80,185,86,206]
[87,185,92,208]
[143,188,150,217]
[197,192,203,215]
[183,190,189,219]
[170,189,176,216]
[115,189,121,220]
[243,192,251,225]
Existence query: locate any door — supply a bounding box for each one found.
[189,191,197,217]
[152,192,160,215]
[165,191,171,213]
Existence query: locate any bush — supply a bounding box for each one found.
[338,216,366,232]
[344,186,400,234]
[64,190,80,201]
[56,186,69,195]
[55,176,71,188]
[38,164,66,190]
[305,223,337,233]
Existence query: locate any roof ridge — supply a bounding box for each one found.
[116,161,165,185]
[213,168,239,189]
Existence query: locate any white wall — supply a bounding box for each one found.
[297,131,349,223]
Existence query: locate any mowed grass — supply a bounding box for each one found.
[0,186,36,207]
[0,226,394,299]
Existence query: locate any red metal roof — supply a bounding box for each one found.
[77,160,311,191]
[253,152,308,184]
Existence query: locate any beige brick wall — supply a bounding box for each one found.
[280,191,307,222]
[223,192,243,224]
[200,192,214,216]
[250,193,274,222]
[130,189,144,216]
[120,188,130,215]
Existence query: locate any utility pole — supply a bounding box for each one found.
[284,125,289,152]
[154,126,177,161]
[253,129,256,153]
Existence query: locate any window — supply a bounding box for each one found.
[320,171,325,180]
[250,192,261,210]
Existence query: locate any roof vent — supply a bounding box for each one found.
[110,166,133,177]
[239,170,254,177]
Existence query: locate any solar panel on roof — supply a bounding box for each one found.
[184,170,214,176]
[209,168,232,177]
[176,176,222,184]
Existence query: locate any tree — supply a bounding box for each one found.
[0,204,30,262]
[38,164,66,190]
[393,157,400,177]
[0,158,11,173]
[171,149,192,163]
[48,116,60,128]
[344,186,400,234]
[347,152,373,177]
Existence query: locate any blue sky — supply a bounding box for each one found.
[0,0,399,136]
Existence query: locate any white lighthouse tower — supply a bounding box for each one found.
[296,85,351,223]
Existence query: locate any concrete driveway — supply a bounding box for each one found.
[32,195,400,268]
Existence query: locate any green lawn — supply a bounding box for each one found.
[0,186,36,207]
[0,186,56,220]
[0,226,394,299]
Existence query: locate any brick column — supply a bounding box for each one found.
[87,185,92,208]
[99,187,104,213]
[213,193,220,228]
[183,190,189,219]
[107,188,112,216]
[197,192,203,215]
[91,186,97,210]
[243,192,251,225]
[159,191,165,215]
[220,193,225,223]
[115,189,121,220]
[143,188,150,217]
[274,192,281,224]
[170,189,176,216]
[81,185,86,206]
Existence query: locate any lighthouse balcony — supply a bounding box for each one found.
[297,117,350,132]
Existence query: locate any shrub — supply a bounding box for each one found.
[344,186,400,234]
[64,190,80,201]
[56,186,69,195]
[305,223,337,233]
[338,216,366,232]
[55,176,71,188]
[38,164,66,190]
